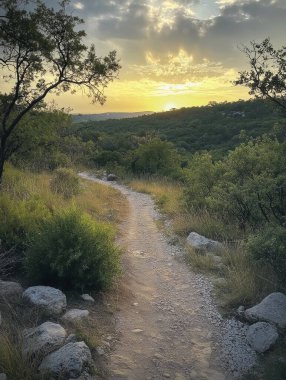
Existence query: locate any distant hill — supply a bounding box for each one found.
[72,111,154,123]
[73,99,286,159]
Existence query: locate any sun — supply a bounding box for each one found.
[163,102,177,111]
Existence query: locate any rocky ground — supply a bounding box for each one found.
[80,173,260,380]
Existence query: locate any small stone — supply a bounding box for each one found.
[131,329,143,333]
[81,294,95,303]
[132,303,139,306]
[96,347,105,356]
[62,309,89,323]
[164,373,171,378]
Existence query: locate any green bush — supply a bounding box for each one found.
[50,168,81,199]
[0,194,50,250]
[25,208,120,291]
[247,226,286,284]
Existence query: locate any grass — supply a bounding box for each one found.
[2,164,128,228]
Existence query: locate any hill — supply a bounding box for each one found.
[72,111,154,123]
[73,99,285,158]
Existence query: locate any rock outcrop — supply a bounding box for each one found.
[23,286,67,315]
[245,292,286,329]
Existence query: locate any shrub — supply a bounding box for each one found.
[50,168,81,199]
[25,208,120,291]
[247,226,286,285]
[0,194,50,250]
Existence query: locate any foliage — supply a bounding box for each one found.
[0,193,50,250]
[25,208,120,291]
[131,138,180,176]
[0,0,120,182]
[236,38,286,112]
[74,99,285,160]
[50,168,81,199]
[247,226,286,285]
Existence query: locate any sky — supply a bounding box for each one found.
[44,0,286,112]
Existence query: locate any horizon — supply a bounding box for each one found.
[43,0,285,113]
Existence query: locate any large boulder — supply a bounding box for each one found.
[186,232,222,251]
[23,286,67,316]
[62,309,89,324]
[0,280,23,301]
[246,322,279,353]
[22,322,67,359]
[38,342,92,378]
[245,292,286,329]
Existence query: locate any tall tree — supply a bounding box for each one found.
[0,0,120,183]
[236,38,286,113]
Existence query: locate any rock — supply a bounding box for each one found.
[96,347,105,356]
[107,173,117,181]
[38,341,92,378]
[22,322,67,359]
[66,334,77,344]
[62,309,89,323]
[186,232,223,251]
[245,292,286,328]
[0,374,7,380]
[70,371,96,380]
[0,280,23,301]
[246,322,279,353]
[23,286,67,316]
[81,294,95,303]
[237,306,246,318]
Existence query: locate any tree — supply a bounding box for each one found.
[0,0,120,183]
[235,38,286,113]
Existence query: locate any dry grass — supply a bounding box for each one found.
[2,164,128,228]
[217,244,280,309]
[186,247,218,272]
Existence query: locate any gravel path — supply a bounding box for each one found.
[80,173,257,380]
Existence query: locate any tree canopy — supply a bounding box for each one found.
[0,0,120,182]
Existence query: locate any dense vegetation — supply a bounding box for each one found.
[73,98,286,160]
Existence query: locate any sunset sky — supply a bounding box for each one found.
[45,0,286,113]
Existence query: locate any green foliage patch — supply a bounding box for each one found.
[25,208,120,291]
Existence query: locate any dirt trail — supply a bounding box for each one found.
[80,173,255,380]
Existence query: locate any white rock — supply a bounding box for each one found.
[38,341,92,378]
[81,294,95,303]
[62,309,89,323]
[22,322,67,358]
[0,374,7,380]
[186,232,223,251]
[23,286,67,315]
[246,322,279,353]
[245,292,286,328]
[0,280,23,300]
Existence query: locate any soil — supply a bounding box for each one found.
[79,173,257,380]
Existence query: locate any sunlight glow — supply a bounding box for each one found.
[164,102,177,111]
